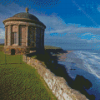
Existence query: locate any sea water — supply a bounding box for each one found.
[73,50,100,79]
[58,50,100,100]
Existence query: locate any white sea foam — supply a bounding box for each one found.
[58,50,100,100]
[73,50,100,79]
[91,54,100,60]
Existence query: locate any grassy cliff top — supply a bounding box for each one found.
[0,44,61,49]
[44,45,62,49]
[0,47,57,100]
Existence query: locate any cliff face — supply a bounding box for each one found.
[23,55,88,100]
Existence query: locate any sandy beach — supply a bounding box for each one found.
[58,50,72,61]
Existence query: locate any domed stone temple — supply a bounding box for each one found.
[3,8,46,55]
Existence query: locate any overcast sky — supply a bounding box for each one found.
[0,0,100,50]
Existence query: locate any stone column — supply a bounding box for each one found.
[41,29,44,49]
[39,28,42,47]
[17,25,20,46]
[9,25,12,46]
[34,27,36,48]
[26,25,29,46]
[5,26,7,46]
[41,28,44,48]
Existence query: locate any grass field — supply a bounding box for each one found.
[0,46,56,100]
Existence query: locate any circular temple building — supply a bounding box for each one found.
[3,8,46,55]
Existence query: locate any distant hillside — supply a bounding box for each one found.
[0,39,4,44]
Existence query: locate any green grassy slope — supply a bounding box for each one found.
[0,46,56,100]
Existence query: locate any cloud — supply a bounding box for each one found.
[0,3,25,27]
[36,14,67,33]
[1,3,100,36]
[36,13,100,37]
[0,28,5,39]
[0,3,25,18]
[97,5,100,12]
[77,32,100,43]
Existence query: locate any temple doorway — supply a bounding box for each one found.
[11,49,15,55]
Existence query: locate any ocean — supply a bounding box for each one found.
[58,50,100,100]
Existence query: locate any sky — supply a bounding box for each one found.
[0,0,100,50]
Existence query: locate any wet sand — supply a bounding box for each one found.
[58,50,72,61]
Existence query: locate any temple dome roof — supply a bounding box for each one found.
[12,12,39,22]
[3,8,46,28]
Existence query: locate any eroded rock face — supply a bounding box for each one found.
[23,55,88,100]
[72,75,92,90]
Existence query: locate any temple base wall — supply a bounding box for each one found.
[3,46,44,55]
[3,46,30,55]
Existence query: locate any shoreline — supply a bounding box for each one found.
[24,46,96,99]
[25,48,90,99]
[23,53,89,100]
[46,47,96,99]
[57,50,72,61]
[57,49,98,100]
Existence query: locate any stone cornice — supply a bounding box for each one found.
[4,21,45,29]
[3,17,46,29]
